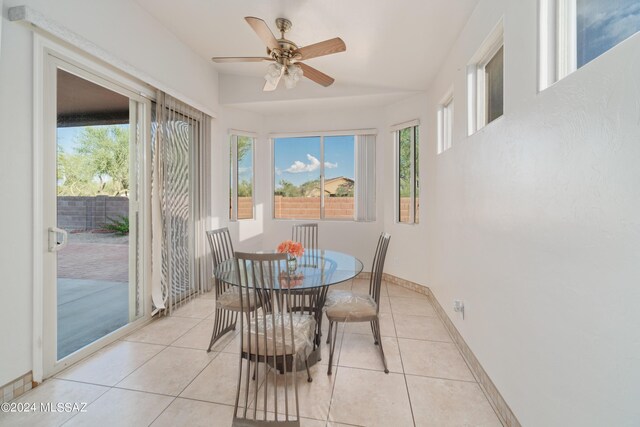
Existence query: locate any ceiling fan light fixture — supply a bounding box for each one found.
[283,64,303,89]
[264,62,283,85]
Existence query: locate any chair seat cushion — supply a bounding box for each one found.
[217,288,257,312]
[324,291,377,321]
[243,313,316,358]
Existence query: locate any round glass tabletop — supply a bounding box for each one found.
[213,249,364,290]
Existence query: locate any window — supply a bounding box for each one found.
[395,123,419,224]
[540,0,640,89]
[229,134,254,220]
[438,95,454,154]
[272,132,375,221]
[485,46,504,124]
[467,20,504,134]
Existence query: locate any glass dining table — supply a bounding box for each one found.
[213,249,364,367]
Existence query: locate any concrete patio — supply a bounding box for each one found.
[57,233,130,359]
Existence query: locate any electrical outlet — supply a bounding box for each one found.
[453,300,465,319]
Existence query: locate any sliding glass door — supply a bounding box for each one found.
[43,53,150,375]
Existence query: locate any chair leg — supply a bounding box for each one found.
[305,358,313,382]
[370,320,379,345]
[372,318,389,374]
[326,320,333,344]
[207,309,235,352]
[327,320,339,375]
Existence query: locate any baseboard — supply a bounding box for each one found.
[361,272,520,427]
[1,371,35,403]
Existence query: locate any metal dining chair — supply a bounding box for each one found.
[233,252,315,426]
[206,228,255,352]
[324,232,391,375]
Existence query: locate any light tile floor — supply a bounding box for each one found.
[0,279,503,427]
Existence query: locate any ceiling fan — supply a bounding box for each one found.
[212,17,346,91]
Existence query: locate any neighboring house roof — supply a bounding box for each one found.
[305,176,354,197]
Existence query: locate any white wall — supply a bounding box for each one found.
[385,0,640,426]
[0,0,218,386]
[211,106,265,252]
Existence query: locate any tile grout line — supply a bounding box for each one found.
[108,313,215,399]
[386,282,418,427]
[58,378,113,426]
[426,292,507,426]
[324,280,351,426]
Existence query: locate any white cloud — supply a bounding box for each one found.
[286,154,321,173]
[284,154,339,173]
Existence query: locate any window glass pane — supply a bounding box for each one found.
[577,0,640,67]
[324,135,355,219]
[398,128,412,223]
[237,136,254,220]
[444,100,453,151]
[485,46,504,124]
[414,127,420,224]
[274,136,321,219]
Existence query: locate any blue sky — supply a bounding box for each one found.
[274,136,355,188]
[577,0,640,66]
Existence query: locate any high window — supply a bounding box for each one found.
[438,94,454,154]
[467,20,504,134]
[394,122,420,224]
[540,0,640,89]
[229,134,255,220]
[272,132,376,221]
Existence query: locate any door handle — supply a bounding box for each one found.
[48,227,68,252]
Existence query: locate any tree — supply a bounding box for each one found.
[398,127,413,197]
[237,136,252,164]
[238,180,252,197]
[57,125,130,196]
[275,179,303,197]
[335,181,354,197]
[57,147,100,196]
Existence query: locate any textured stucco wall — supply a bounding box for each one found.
[385,1,640,425]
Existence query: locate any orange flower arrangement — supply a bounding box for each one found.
[277,240,304,258]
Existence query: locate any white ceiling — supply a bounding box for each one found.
[135,0,479,110]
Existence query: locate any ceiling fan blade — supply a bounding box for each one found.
[245,17,280,51]
[298,63,335,87]
[294,37,346,60]
[263,66,285,91]
[211,57,274,63]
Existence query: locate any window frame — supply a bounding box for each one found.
[229,132,256,221]
[467,19,504,135]
[438,90,454,154]
[539,0,577,89]
[270,129,375,221]
[392,121,420,225]
[540,0,640,90]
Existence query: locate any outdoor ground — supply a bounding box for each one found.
[57,232,130,359]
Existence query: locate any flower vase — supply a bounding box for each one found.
[287,256,298,273]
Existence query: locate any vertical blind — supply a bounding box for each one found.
[151,92,211,314]
[355,134,376,221]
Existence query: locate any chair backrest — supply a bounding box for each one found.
[233,251,304,426]
[293,223,319,269]
[369,233,391,310]
[292,223,318,250]
[206,228,234,296]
